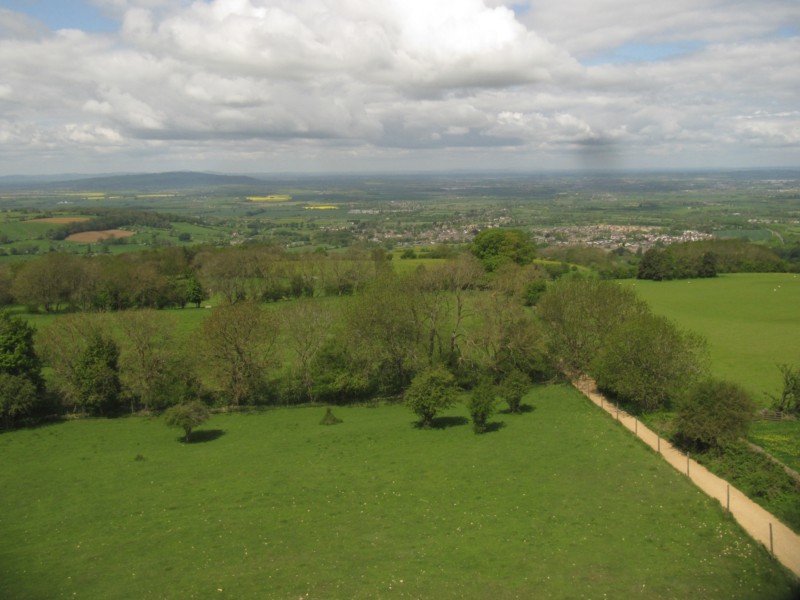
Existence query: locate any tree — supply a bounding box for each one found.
[537,278,649,373]
[163,401,210,442]
[675,378,755,449]
[468,380,497,433]
[405,366,458,428]
[768,364,800,415]
[0,312,43,426]
[591,312,707,411]
[498,369,530,414]
[74,332,122,415]
[117,310,198,413]
[11,253,85,312]
[283,299,332,403]
[470,228,536,272]
[198,302,278,406]
[0,373,38,429]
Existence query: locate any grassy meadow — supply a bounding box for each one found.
[623,273,800,403]
[1,385,796,599]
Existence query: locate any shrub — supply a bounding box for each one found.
[468,381,497,433]
[405,366,458,428]
[675,378,755,450]
[164,401,211,442]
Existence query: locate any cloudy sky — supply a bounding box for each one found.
[1,0,799,175]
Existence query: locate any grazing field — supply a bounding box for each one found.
[624,273,800,403]
[1,385,795,599]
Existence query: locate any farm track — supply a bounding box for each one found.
[572,377,800,579]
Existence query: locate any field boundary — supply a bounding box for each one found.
[572,376,800,579]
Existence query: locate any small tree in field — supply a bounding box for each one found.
[405,366,458,428]
[675,378,755,450]
[164,401,210,442]
[468,381,497,433]
[499,369,530,414]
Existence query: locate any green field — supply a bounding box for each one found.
[624,274,800,403]
[1,385,796,599]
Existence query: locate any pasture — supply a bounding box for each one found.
[624,273,800,403]
[1,385,796,599]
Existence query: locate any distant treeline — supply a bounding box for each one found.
[47,209,174,240]
[637,239,790,281]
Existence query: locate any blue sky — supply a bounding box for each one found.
[0,0,798,174]
[4,0,117,32]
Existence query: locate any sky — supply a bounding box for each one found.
[0,0,799,175]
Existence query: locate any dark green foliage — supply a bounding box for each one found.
[470,228,536,272]
[768,364,800,415]
[163,400,210,442]
[405,366,458,428]
[0,312,42,426]
[675,378,756,449]
[499,369,530,414]
[48,208,172,241]
[638,239,785,281]
[319,407,343,426]
[522,279,547,306]
[693,442,800,531]
[0,374,38,429]
[592,313,707,411]
[467,381,497,433]
[537,278,649,372]
[75,333,122,415]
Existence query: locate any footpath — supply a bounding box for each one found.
[572,377,800,579]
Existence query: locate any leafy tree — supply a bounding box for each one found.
[163,401,210,442]
[0,312,43,426]
[498,369,530,414]
[591,312,707,411]
[675,378,755,449]
[283,299,332,403]
[470,228,536,272]
[537,278,649,373]
[0,312,42,384]
[11,253,85,312]
[198,302,277,406]
[117,310,199,413]
[768,364,800,415]
[468,380,497,433]
[405,365,458,428]
[0,373,38,429]
[74,332,122,415]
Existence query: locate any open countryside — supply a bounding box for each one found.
[0,170,798,598]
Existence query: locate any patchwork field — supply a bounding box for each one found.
[1,385,796,599]
[65,229,138,243]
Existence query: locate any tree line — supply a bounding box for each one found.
[0,228,793,449]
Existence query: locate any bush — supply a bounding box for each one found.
[163,401,211,442]
[675,378,755,450]
[320,407,343,425]
[405,366,458,428]
[498,369,530,414]
[468,381,497,433]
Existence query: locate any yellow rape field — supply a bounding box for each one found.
[247,195,292,202]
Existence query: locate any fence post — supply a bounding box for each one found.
[634,419,638,434]
[726,484,730,511]
[686,454,690,477]
[657,435,660,453]
[769,523,774,557]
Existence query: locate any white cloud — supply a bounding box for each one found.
[0,0,798,173]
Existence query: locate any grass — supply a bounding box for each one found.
[623,273,800,403]
[1,385,796,599]
[750,420,800,473]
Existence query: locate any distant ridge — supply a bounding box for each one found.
[0,171,265,191]
[48,171,266,191]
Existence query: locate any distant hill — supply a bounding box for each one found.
[0,171,265,191]
[50,171,266,191]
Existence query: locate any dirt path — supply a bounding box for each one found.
[572,377,800,578]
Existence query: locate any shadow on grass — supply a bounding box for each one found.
[499,404,536,415]
[182,429,225,444]
[412,416,469,430]
[482,421,506,433]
